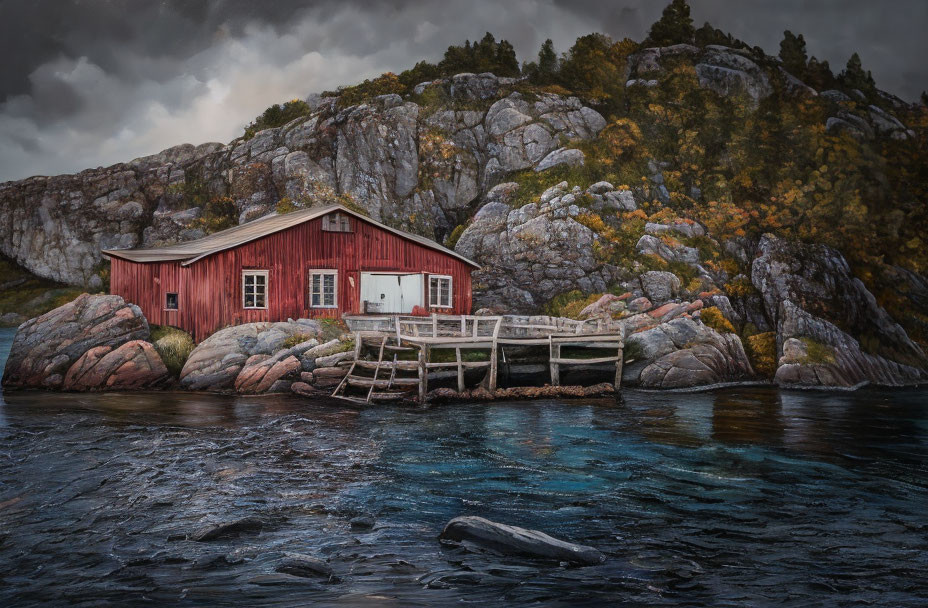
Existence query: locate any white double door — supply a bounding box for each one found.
[360,273,423,313]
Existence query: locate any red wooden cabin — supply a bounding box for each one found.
[103,204,479,342]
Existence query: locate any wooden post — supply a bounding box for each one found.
[418,345,429,403]
[455,347,464,393]
[394,315,402,345]
[460,316,466,337]
[354,331,362,359]
[487,317,501,392]
[549,335,560,386]
[614,325,625,389]
[432,313,438,337]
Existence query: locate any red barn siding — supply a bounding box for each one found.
[110,215,474,341]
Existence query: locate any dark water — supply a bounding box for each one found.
[0,328,927,606]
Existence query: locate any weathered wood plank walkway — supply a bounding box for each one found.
[333,314,626,404]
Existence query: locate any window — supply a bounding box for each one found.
[322,212,351,232]
[242,270,268,309]
[429,275,452,308]
[165,292,178,310]
[310,270,338,308]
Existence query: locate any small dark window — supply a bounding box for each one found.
[165,292,179,310]
[322,212,352,232]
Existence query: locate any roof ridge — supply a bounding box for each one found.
[102,203,479,268]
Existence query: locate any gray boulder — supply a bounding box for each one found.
[534,148,584,172]
[639,271,681,304]
[439,516,605,566]
[179,321,322,391]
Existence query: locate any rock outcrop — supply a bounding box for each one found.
[0,74,605,286]
[455,181,627,311]
[179,320,322,391]
[2,293,153,389]
[751,234,928,387]
[624,317,754,388]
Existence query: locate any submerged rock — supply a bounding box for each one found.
[189,516,264,542]
[2,294,150,389]
[439,516,605,566]
[275,554,335,580]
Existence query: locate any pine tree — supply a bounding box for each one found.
[922,91,928,107]
[778,30,808,78]
[646,0,695,47]
[840,52,876,95]
[538,39,558,80]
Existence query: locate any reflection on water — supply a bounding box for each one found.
[0,326,926,606]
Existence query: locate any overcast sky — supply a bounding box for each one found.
[0,0,925,182]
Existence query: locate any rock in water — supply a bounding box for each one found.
[189,516,264,541]
[275,554,335,580]
[438,516,605,566]
[2,293,150,389]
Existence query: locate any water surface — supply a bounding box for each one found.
[0,327,926,606]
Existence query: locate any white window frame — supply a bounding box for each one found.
[309,269,338,309]
[242,270,269,310]
[164,292,179,311]
[429,274,453,308]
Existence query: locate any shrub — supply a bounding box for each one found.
[544,290,601,319]
[700,306,736,334]
[151,325,195,377]
[244,99,312,140]
[444,224,466,249]
[745,331,777,377]
[282,333,314,350]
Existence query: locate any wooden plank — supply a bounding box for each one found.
[348,376,420,388]
[551,356,620,365]
[418,345,428,403]
[351,360,419,371]
[549,337,560,387]
[425,361,490,369]
[614,326,625,390]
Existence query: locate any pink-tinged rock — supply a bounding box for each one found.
[291,382,317,397]
[648,302,679,319]
[300,371,315,384]
[578,294,626,319]
[256,356,301,393]
[63,340,168,391]
[234,354,301,394]
[616,292,633,300]
[3,294,150,389]
[686,300,704,312]
[627,297,652,313]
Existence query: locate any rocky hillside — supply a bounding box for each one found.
[1,3,927,388]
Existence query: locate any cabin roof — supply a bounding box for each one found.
[101,204,480,268]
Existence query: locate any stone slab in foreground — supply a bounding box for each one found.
[439,515,605,566]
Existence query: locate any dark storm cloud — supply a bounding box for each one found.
[0,0,925,182]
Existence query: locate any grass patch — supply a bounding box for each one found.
[0,257,86,324]
[282,333,315,350]
[800,338,836,365]
[543,290,601,319]
[151,325,195,376]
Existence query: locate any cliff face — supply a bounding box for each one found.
[0,73,605,288]
[1,42,926,389]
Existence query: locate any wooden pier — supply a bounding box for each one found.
[333,314,626,404]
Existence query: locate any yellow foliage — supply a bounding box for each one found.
[745,332,777,378]
[700,306,735,334]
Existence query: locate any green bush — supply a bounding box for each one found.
[244,99,313,140]
[151,325,195,377]
[444,224,466,249]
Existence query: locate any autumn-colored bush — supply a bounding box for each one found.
[745,331,777,377]
[699,306,735,334]
[151,325,195,377]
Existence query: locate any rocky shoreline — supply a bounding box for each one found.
[3,282,925,397]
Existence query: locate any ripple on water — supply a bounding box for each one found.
[0,352,926,606]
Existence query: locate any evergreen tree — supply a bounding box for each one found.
[646,0,695,47]
[778,30,808,78]
[840,52,876,95]
[921,91,928,107]
[805,56,836,91]
[538,39,559,80]
[494,39,520,77]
